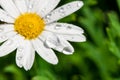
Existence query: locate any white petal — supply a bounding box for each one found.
[44,1,84,24]
[0,0,20,18]
[39,31,74,55]
[0,24,14,34]
[28,0,42,12]
[0,9,14,23]
[31,38,58,64]
[25,0,29,6]
[16,37,35,71]
[13,0,27,13]
[45,23,84,35]
[16,35,25,68]
[26,0,35,12]
[25,0,30,10]
[60,34,86,42]
[36,0,60,17]
[45,23,86,42]
[0,31,17,43]
[0,35,18,57]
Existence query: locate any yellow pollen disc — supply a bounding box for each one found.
[14,13,45,40]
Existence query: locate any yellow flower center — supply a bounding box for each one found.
[14,13,45,40]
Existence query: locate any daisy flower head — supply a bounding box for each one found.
[0,0,86,71]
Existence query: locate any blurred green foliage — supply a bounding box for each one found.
[0,0,120,80]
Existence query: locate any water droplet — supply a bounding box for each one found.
[19,62,23,67]
[54,57,57,60]
[67,5,71,9]
[60,13,65,16]
[62,47,73,54]
[1,35,6,39]
[45,14,52,23]
[55,24,62,30]
[29,5,33,9]
[45,19,50,23]
[77,2,82,7]
[45,39,56,48]
[67,26,72,29]
[0,18,4,21]
[46,14,51,19]
[71,36,74,40]
[45,36,60,48]
[0,28,3,32]
[59,7,66,16]
[59,7,64,13]
[6,14,9,16]
[42,8,46,12]
[18,47,23,52]
[17,56,22,60]
[6,40,13,45]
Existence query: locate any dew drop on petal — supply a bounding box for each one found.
[60,13,65,16]
[45,35,60,48]
[6,40,13,45]
[59,7,66,16]
[62,47,73,54]
[46,14,51,19]
[45,38,57,48]
[77,2,82,7]
[1,35,6,39]
[67,26,72,30]
[19,62,23,68]
[0,18,4,22]
[59,7,64,13]
[0,28,3,32]
[67,5,71,9]
[71,37,74,39]
[18,47,23,52]
[29,5,33,9]
[45,14,52,23]
[54,24,62,30]
[45,19,50,23]
[17,56,22,60]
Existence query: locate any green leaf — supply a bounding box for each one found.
[117,0,120,10]
[32,76,49,80]
[4,65,26,80]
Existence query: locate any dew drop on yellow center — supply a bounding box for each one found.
[14,13,45,40]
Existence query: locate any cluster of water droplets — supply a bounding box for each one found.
[45,33,60,48]
[44,2,82,23]
[53,24,75,40]
[44,28,73,54]
[17,46,24,67]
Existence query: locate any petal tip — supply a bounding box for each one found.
[24,66,31,71]
[52,59,59,65]
[82,36,87,42]
[62,47,74,55]
[77,1,84,8]
[79,35,86,42]
[23,63,33,71]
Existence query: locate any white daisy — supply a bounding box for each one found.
[0,0,86,71]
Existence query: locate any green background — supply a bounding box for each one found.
[0,0,120,80]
